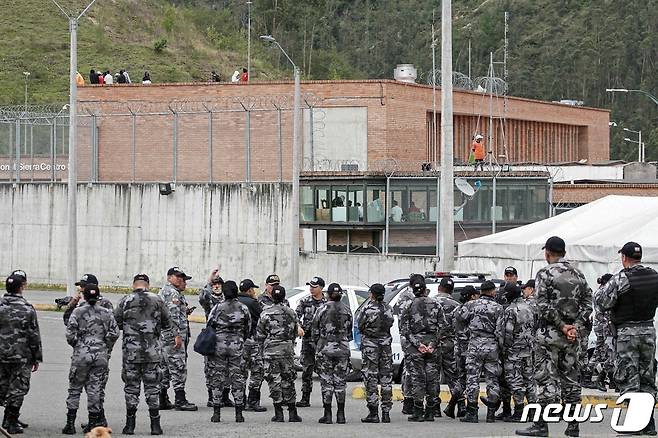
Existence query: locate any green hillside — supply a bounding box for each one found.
[1,0,656,160]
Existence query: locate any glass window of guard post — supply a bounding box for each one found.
[366,186,386,223]
[408,188,428,223]
[315,186,331,222]
[331,186,347,222]
[388,188,404,223]
[347,186,364,222]
[300,186,315,222]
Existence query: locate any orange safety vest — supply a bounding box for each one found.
[472,140,485,160]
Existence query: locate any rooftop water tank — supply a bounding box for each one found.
[394,64,417,83]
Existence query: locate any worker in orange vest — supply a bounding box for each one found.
[471,134,485,171]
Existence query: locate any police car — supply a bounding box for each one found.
[353,272,505,382]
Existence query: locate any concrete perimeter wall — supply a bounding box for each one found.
[0,183,436,287]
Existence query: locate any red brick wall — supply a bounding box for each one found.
[553,184,658,204]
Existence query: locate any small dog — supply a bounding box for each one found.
[85,426,112,438]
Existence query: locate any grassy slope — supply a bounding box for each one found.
[0,0,277,105]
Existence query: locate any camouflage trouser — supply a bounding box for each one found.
[360,343,393,412]
[122,362,161,410]
[400,339,413,398]
[204,356,212,391]
[465,342,501,405]
[208,353,246,406]
[578,326,592,379]
[590,331,615,376]
[0,362,31,409]
[161,335,188,392]
[66,363,108,413]
[243,339,264,392]
[263,356,297,405]
[534,332,580,406]
[316,353,349,405]
[614,325,657,398]
[299,339,317,394]
[454,344,467,400]
[406,350,438,404]
[504,355,536,406]
[439,339,458,397]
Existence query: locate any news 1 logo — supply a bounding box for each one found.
[522,393,655,432]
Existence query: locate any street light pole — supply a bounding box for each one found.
[606,88,658,106]
[260,35,300,286]
[623,128,644,162]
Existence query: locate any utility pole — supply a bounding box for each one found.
[439,0,454,271]
[247,1,252,82]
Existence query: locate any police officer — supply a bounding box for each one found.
[452,285,480,419]
[312,283,353,424]
[595,242,658,435]
[62,284,119,434]
[198,270,226,407]
[589,273,615,391]
[256,285,303,423]
[400,275,447,422]
[494,266,517,421]
[456,280,504,423]
[434,277,461,418]
[158,267,197,411]
[114,274,170,435]
[516,236,592,438]
[206,280,251,423]
[0,273,42,435]
[295,276,327,408]
[259,274,289,308]
[357,283,394,424]
[395,274,421,415]
[501,282,536,422]
[238,279,267,412]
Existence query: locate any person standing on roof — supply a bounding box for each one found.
[472,134,485,171]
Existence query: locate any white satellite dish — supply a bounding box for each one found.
[455,178,475,197]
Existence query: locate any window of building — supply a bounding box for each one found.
[366,186,386,223]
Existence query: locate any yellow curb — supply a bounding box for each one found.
[189,315,206,324]
[34,304,61,312]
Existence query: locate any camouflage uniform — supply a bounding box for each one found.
[256,302,299,405]
[199,283,224,395]
[394,289,416,399]
[295,294,327,396]
[502,296,537,406]
[534,259,592,407]
[158,283,191,393]
[259,293,289,309]
[589,308,615,378]
[455,295,504,405]
[206,297,251,407]
[399,295,447,405]
[453,303,470,400]
[357,300,394,412]
[0,293,42,410]
[115,288,171,409]
[434,292,460,399]
[65,302,119,413]
[311,300,353,405]
[594,265,658,398]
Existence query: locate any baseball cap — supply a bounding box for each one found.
[272,285,286,303]
[504,266,518,276]
[522,279,536,289]
[211,275,224,285]
[411,278,426,294]
[326,283,343,294]
[83,284,100,300]
[75,273,99,286]
[369,283,386,298]
[239,279,256,292]
[439,277,454,291]
[480,280,496,292]
[10,270,27,281]
[266,274,280,285]
[167,266,192,280]
[543,236,566,253]
[618,241,642,260]
[133,273,150,284]
[307,276,325,288]
[6,274,25,293]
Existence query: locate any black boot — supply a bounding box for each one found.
[456,398,467,418]
[595,372,607,392]
[515,420,549,437]
[159,389,173,410]
[296,391,310,408]
[408,401,425,422]
[222,388,234,407]
[336,402,346,424]
[99,408,107,427]
[4,406,23,435]
[643,417,657,436]
[565,422,579,437]
[481,396,501,423]
[424,403,436,422]
[82,411,103,433]
[402,397,413,415]
[444,396,457,418]
[361,404,380,423]
[487,406,497,423]
[211,405,221,423]
[149,408,163,435]
[460,402,478,423]
[381,410,391,423]
[246,389,267,412]
[207,388,213,407]
[271,404,285,422]
[122,408,137,435]
[433,401,442,418]
[288,404,302,422]
[318,403,333,424]
[62,409,76,435]
[506,403,525,422]
[174,389,198,411]
[495,399,511,421]
[235,406,244,423]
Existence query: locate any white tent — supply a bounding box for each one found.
[457,195,658,286]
